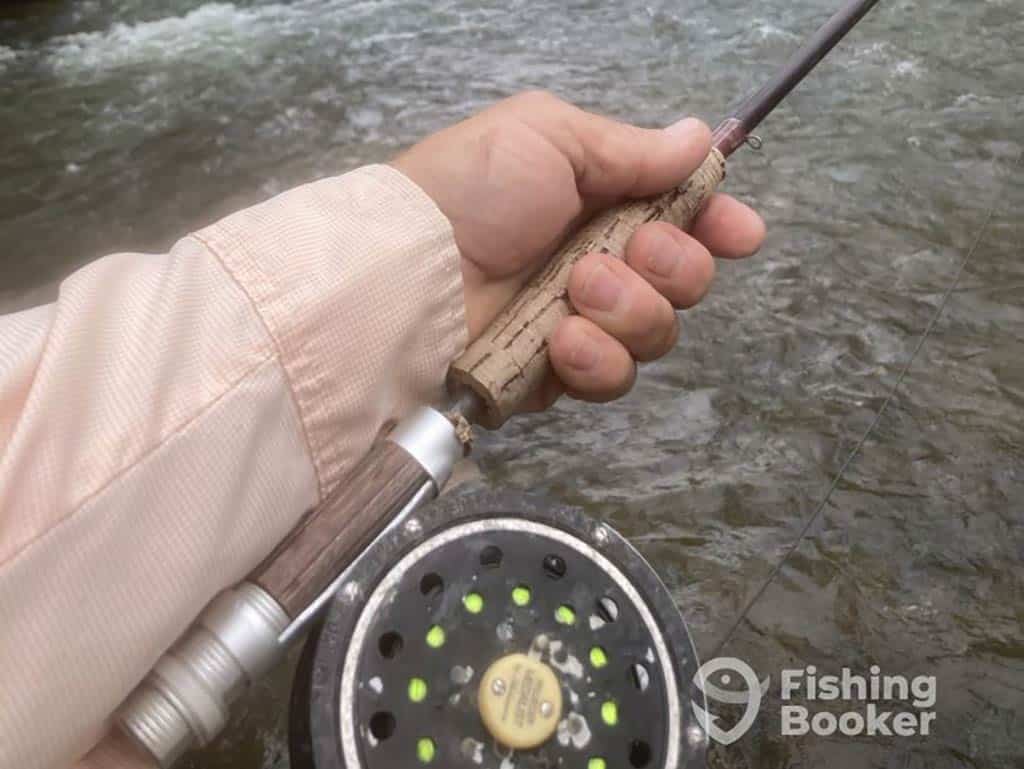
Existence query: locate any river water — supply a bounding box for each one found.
[2,1,1021,767]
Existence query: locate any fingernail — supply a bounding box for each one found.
[569,336,600,370]
[647,231,681,278]
[581,263,622,312]
[664,116,703,142]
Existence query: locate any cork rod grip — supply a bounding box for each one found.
[450,149,726,428]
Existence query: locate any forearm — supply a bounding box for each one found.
[75,733,156,769]
[0,165,466,769]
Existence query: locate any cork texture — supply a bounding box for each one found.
[450,150,726,427]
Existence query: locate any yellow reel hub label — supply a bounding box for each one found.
[478,653,562,749]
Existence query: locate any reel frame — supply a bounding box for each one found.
[289,491,708,769]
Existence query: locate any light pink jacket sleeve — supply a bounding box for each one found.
[0,164,467,769]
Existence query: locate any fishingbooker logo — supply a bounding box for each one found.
[691,659,938,744]
[691,657,770,745]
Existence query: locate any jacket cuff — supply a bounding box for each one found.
[194,164,467,496]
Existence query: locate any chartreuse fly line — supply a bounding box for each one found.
[408,677,428,703]
[463,592,484,614]
[416,737,436,763]
[555,604,576,625]
[512,585,532,606]
[425,624,445,648]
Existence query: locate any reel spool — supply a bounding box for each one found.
[289,492,708,769]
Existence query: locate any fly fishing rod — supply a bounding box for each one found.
[114,1,881,766]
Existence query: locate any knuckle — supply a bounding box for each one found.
[589,128,640,192]
[674,245,715,309]
[579,356,635,404]
[609,358,638,400]
[568,252,611,305]
[512,89,562,110]
[660,314,681,356]
[691,250,717,305]
[567,252,595,296]
[634,296,678,361]
[548,315,580,358]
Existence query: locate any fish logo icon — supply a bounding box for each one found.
[692,657,770,745]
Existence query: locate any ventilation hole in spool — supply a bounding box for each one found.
[629,739,652,767]
[419,573,443,598]
[542,554,567,579]
[369,712,396,741]
[596,596,619,623]
[378,632,403,659]
[629,663,650,693]
[480,545,503,569]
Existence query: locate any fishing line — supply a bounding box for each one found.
[108,4,929,763]
[710,147,1022,660]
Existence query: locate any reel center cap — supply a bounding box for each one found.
[478,653,562,749]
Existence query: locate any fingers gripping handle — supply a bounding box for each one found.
[449,149,726,428]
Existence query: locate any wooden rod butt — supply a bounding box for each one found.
[250,440,431,617]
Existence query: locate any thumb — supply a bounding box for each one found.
[552,107,712,201]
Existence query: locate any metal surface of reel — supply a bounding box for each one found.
[290,491,707,769]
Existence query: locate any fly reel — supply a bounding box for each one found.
[289,492,708,769]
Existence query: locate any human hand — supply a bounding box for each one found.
[391,91,765,410]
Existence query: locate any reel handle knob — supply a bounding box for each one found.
[449,150,726,428]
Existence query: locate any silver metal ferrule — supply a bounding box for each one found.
[387,405,464,491]
[117,582,288,767]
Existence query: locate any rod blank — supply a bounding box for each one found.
[731,0,881,133]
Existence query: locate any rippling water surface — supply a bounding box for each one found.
[2,1,1022,767]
